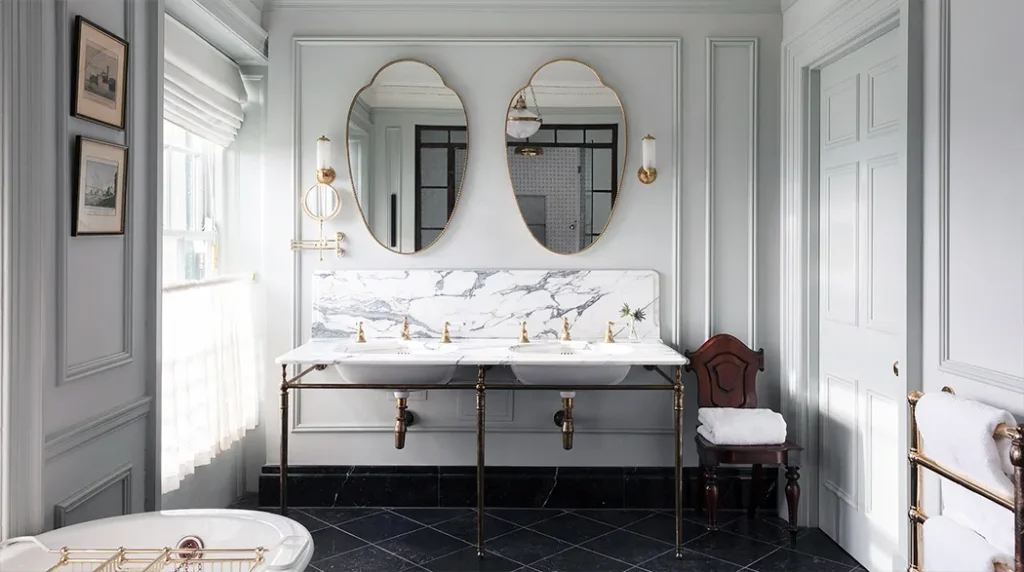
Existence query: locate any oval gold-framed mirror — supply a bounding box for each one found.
[346,59,469,254]
[505,59,627,255]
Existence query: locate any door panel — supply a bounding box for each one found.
[817,27,906,572]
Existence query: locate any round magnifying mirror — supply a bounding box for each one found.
[302,183,341,222]
[347,60,469,253]
[505,59,626,255]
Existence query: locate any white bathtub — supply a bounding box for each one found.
[0,509,313,572]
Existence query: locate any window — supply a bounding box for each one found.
[162,120,223,284]
[414,126,467,250]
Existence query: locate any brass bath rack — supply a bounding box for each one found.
[278,363,686,559]
[907,386,1024,572]
[0,537,268,572]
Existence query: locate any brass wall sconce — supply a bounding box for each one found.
[290,136,346,260]
[637,134,657,184]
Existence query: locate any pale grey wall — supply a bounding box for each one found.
[262,6,782,468]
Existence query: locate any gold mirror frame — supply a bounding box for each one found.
[504,58,628,256]
[345,59,470,255]
[301,183,342,222]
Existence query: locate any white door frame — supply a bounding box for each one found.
[779,0,923,547]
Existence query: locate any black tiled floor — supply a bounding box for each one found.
[234,498,868,572]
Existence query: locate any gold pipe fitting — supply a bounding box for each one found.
[560,317,571,341]
[395,397,409,449]
[356,321,367,343]
[561,397,574,450]
[519,321,530,343]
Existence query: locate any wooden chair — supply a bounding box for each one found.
[685,333,803,544]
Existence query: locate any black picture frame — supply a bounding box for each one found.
[72,136,129,237]
[71,15,129,130]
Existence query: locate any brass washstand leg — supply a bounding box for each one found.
[476,366,486,557]
[553,392,576,450]
[674,365,684,558]
[907,391,923,571]
[279,365,289,516]
[1010,427,1024,571]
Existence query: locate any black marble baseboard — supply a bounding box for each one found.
[258,465,779,510]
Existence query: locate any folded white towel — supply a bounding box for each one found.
[943,480,1016,557]
[696,407,787,445]
[916,392,1017,553]
[923,515,1012,572]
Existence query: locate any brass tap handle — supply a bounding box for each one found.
[519,321,530,344]
[401,316,411,340]
[604,321,615,343]
[356,321,367,343]
[441,321,452,343]
[560,317,571,341]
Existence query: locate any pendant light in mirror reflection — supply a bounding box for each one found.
[346,59,469,254]
[505,59,627,255]
[291,135,346,260]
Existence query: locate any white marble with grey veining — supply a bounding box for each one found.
[311,269,660,342]
[274,338,687,367]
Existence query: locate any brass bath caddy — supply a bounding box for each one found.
[2,537,268,572]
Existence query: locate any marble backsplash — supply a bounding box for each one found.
[311,270,660,341]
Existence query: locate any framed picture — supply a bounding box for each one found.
[72,15,128,129]
[73,137,128,236]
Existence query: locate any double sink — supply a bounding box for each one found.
[331,339,636,387]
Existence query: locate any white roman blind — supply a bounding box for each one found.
[164,16,247,148]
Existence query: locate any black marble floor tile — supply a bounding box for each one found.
[337,511,423,543]
[314,544,418,572]
[304,507,382,526]
[394,507,475,526]
[579,530,670,566]
[421,548,522,572]
[718,515,799,545]
[634,549,745,572]
[572,509,652,528]
[309,526,367,563]
[527,513,616,545]
[680,531,777,567]
[434,513,520,544]
[788,529,859,567]
[491,509,563,527]
[623,513,707,546]
[377,527,472,565]
[486,528,574,566]
[531,547,632,572]
[746,547,852,572]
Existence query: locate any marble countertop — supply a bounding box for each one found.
[274,338,689,367]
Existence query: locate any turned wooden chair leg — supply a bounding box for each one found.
[747,464,762,520]
[785,465,801,545]
[696,463,705,516]
[704,464,719,530]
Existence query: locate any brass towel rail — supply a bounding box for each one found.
[907,386,1024,572]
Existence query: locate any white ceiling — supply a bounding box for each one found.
[266,0,783,13]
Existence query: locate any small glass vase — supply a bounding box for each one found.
[629,319,640,341]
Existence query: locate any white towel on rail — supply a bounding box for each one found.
[915,391,1017,555]
[923,515,1012,572]
[696,407,787,445]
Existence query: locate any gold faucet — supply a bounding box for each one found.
[356,321,367,343]
[401,317,411,340]
[519,321,530,343]
[441,321,451,343]
[560,317,571,341]
[604,321,615,343]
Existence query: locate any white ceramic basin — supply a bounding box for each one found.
[333,340,459,389]
[509,341,633,386]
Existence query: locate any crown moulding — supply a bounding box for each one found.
[266,0,783,14]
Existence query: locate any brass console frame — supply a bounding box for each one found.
[907,386,1024,572]
[278,363,686,559]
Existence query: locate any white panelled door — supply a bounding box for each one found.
[817,28,906,571]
